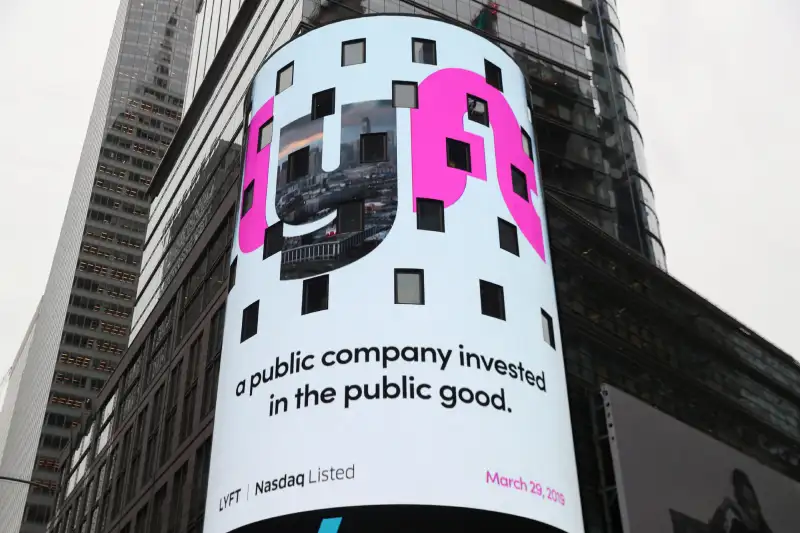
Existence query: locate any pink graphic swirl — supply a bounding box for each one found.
[410,68,545,262]
[239,97,274,254]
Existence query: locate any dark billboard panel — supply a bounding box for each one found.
[603,384,800,533]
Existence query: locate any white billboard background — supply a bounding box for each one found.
[603,384,800,533]
[205,16,583,533]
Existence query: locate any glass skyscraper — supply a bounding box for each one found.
[0,1,196,531]
[44,1,799,533]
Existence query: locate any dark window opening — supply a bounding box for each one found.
[416,198,444,232]
[541,309,556,348]
[337,201,364,233]
[264,222,284,259]
[521,128,533,160]
[241,181,254,217]
[412,38,437,65]
[311,88,335,120]
[258,119,273,152]
[287,146,310,181]
[228,258,237,291]
[342,39,366,66]
[498,218,519,256]
[479,280,505,320]
[240,301,259,342]
[276,62,294,94]
[360,133,387,163]
[467,94,489,126]
[392,81,418,108]
[511,165,529,201]
[485,60,503,91]
[302,275,329,315]
[395,269,425,305]
[446,138,471,171]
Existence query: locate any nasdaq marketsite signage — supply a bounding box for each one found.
[205,15,584,533]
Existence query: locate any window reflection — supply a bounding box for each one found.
[643,204,660,238]
[649,234,667,270]
[638,176,655,209]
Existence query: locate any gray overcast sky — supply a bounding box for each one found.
[0,0,798,377]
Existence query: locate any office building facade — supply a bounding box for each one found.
[0,1,196,532]
[0,303,41,471]
[48,1,799,533]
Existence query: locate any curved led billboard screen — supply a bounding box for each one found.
[205,15,584,533]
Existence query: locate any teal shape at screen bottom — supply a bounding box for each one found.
[319,517,343,533]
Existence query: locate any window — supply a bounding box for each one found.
[416,198,444,232]
[263,222,284,259]
[287,146,310,181]
[360,133,387,163]
[302,275,329,315]
[276,62,294,94]
[467,94,489,126]
[149,485,167,533]
[541,310,556,348]
[446,138,471,171]
[511,165,528,201]
[412,38,436,64]
[228,257,237,291]
[311,88,335,120]
[167,463,188,533]
[258,119,273,152]
[485,59,503,91]
[498,218,519,256]
[337,201,364,233]
[134,505,148,533]
[341,38,366,66]
[479,280,505,320]
[241,181,254,217]
[392,81,418,108]
[202,306,225,417]
[25,504,51,524]
[240,301,259,342]
[521,128,533,159]
[189,439,212,522]
[394,269,425,305]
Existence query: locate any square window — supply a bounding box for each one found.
[416,198,444,232]
[541,309,556,348]
[521,128,533,160]
[228,258,237,291]
[511,165,528,201]
[392,81,418,109]
[412,38,437,65]
[288,146,310,181]
[258,119,273,152]
[240,301,259,342]
[337,201,364,233]
[360,133,387,163]
[342,39,366,66]
[498,218,519,256]
[446,138,471,171]
[276,62,294,94]
[467,94,489,126]
[302,275,329,315]
[485,60,503,91]
[479,280,505,320]
[395,269,425,305]
[311,88,335,120]
[241,181,254,217]
[263,222,284,260]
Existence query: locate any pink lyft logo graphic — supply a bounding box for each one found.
[239,97,274,254]
[238,68,545,263]
[411,68,545,261]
